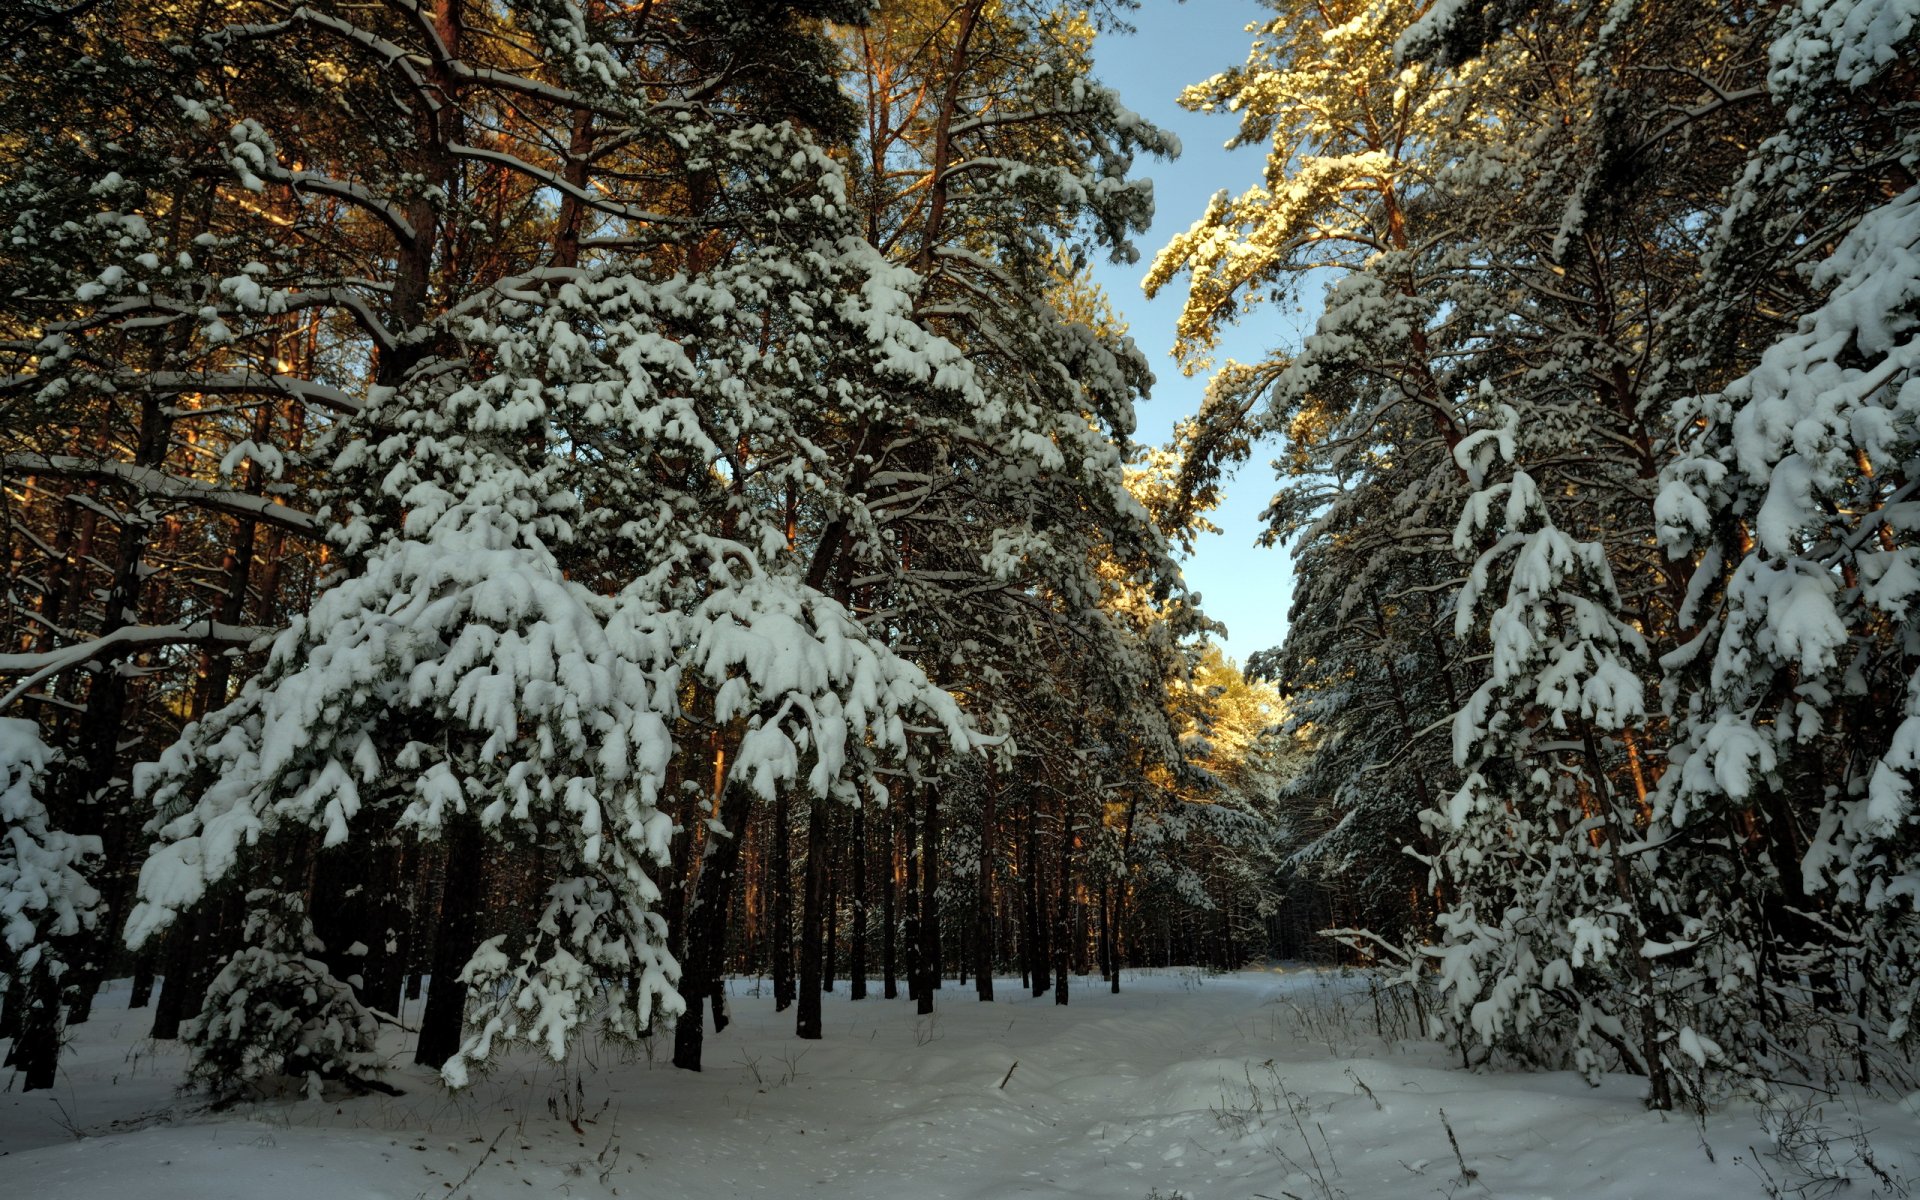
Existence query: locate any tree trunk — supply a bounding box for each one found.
[1583,726,1674,1110]
[1098,884,1114,985]
[975,763,997,1002]
[1112,785,1139,995]
[850,804,869,1000]
[823,815,838,994]
[0,974,22,1049]
[796,794,832,1039]
[151,891,229,1041]
[882,807,898,999]
[1026,794,1048,997]
[904,788,921,1003]
[674,778,754,1071]
[128,951,156,1009]
[11,961,63,1090]
[366,840,411,1016]
[772,786,794,1012]
[1054,792,1072,1006]
[415,820,485,1070]
[917,783,940,1016]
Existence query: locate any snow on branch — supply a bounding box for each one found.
[0,620,271,710]
[4,454,321,537]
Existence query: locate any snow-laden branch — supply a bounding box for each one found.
[3,454,321,536]
[282,170,418,243]
[144,371,363,416]
[449,143,693,228]
[0,620,271,710]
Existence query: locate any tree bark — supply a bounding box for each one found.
[882,806,898,999]
[11,960,62,1090]
[414,820,485,1070]
[1054,791,1072,1007]
[150,888,231,1041]
[904,787,921,1003]
[1026,793,1048,997]
[975,763,997,1002]
[850,804,869,999]
[796,794,832,1039]
[771,785,794,1011]
[674,777,754,1071]
[128,950,156,1009]
[917,783,940,1016]
[823,813,839,994]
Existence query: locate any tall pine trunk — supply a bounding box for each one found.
[1026,794,1048,997]
[903,788,921,1003]
[1053,790,1072,1006]
[975,764,996,1001]
[917,783,940,1016]
[414,820,485,1070]
[882,806,898,999]
[796,794,831,1039]
[771,787,794,1012]
[850,804,868,1000]
[674,778,754,1071]
[823,819,838,994]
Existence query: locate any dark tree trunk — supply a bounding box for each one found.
[312,840,400,1013]
[771,786,794,1012]
[11,962,62,1090]
[674,779,754,1071]
[59,425,169,1030]
[151,891,230,1041]
[823,811,838,994]
[0,974,21,1054]
[903,788,921,1003]
[882,806,898,999]
[796,795,832,1039]
[128,951,156,1009]
[366,840,411,1016]
[1111,784,1140,995]
[711,876,736,1034]
[662,774,706,1001]
[850,805,869,1000]
[1054,794,1072,1007]
[1026,795,1048,997]
[415,821,485,1070]
[1101,884,1120,994]
[917,784,940,1017]
[975,764,997,1002]
[405,846,438,1009]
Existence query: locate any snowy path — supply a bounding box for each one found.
[5,969,1914,1198]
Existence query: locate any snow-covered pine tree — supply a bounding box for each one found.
[0,0,346,1076]
[183,887,383,1097]
[129,143,986,1086]
[1435,401,1688,1106]
[29,0,975,1091]
[0,718,100,1089]
[1654,0,1920,1085]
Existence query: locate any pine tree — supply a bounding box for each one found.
[1653,0,1920,1082]
[0,717,100,1089]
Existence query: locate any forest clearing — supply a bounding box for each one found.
[12,967,1912,1200]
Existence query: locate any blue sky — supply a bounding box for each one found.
[1086,0,1307,665]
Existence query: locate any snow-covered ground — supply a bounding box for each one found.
[5,968,1915,1199]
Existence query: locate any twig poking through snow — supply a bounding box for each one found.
[447,1125,508,1198]
[999,1061,1019,1089]
[1440,1108,1478,1184]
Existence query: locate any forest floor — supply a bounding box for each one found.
[3,966,1916,1199]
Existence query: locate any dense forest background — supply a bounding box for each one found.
[1,0,1916,1117]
